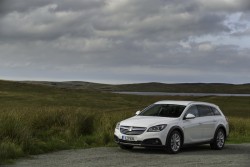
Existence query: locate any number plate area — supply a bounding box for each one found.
[122,135,135,141]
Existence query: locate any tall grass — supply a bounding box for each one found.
[227,117,250,143]
[0,107,133,163]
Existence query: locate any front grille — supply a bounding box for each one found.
[120,126,146,135]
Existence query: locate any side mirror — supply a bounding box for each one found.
[135,110,141,115]
[184,113,195,120]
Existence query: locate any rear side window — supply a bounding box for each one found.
[211,107,221,116]
[197,105,214,117]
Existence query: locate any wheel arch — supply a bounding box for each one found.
[214,124,227,139]
[166,126,184,145]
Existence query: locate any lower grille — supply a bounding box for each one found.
[119,139,142,145]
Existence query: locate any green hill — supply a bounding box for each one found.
[20,80,250,94]
[112,82,250,94]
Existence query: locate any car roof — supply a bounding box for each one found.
[154,100,218,107]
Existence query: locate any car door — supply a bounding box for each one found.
[182,105,203,144]
[197,105,217,141]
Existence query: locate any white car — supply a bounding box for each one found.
[114,100,229,153]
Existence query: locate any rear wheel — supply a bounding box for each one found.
[210,128,225,150]
[119,144,133,150]
[166,130,182,154]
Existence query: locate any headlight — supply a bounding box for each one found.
[147,124,167,132]
[115,122,120,130]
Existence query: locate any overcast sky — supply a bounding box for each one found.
[1,0,250,84]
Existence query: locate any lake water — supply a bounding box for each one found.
[114,92,250,97]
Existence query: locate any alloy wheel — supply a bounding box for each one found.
[216,130,225,148]
[171,132,181,152]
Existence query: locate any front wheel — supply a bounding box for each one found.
[166,130,182,154]
[210,128,225,150]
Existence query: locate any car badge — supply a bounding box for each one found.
[128,127,133,131]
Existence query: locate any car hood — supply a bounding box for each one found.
[120,116,178,127]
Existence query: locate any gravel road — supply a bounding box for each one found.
[3,144,250,167]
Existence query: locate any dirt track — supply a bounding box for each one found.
[3,144,250,167]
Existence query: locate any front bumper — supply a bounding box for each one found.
[114,128,168,148]
[114,135,163,147]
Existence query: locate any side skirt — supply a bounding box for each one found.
[182,140,212,148]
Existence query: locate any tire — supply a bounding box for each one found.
[210,128,225,150]
[166,130,182,154]
[119,144,133,150]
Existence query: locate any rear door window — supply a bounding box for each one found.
[197,105,214,117]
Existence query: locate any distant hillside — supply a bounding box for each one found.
[112,82,250,94]
[17,80,250,94]
[20,80,112,91]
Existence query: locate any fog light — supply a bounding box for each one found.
[142,138,162,146]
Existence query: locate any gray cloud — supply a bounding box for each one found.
[0,0,250,83]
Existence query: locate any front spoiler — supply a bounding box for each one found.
[114,135,164,148]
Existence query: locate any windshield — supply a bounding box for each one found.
[139,104,186,118]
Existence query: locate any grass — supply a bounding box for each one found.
[227,117,250,143]
[0,80,250,164]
